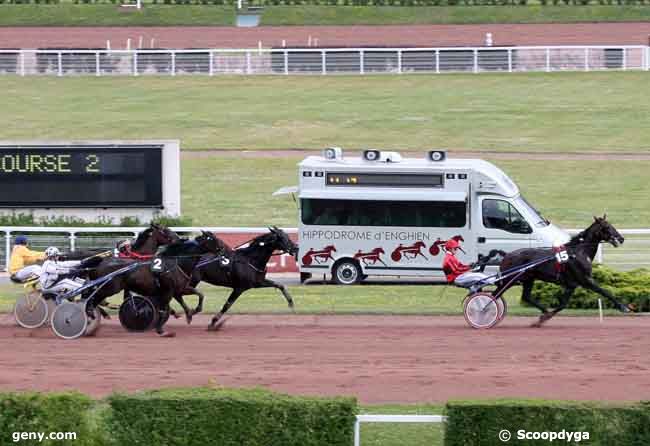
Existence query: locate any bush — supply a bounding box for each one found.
[526,265,650,312]
[0,392,101,446]
[445,400,650,446]
[107,387,357,446]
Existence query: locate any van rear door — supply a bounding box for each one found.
[476,196,533,257]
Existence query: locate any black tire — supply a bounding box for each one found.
[300,272,312,283]
[119,295,157,332]
[332,259,362,285]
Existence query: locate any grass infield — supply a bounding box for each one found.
[0,281,628,315]
[180,156,650,228]
[3,73,650,152]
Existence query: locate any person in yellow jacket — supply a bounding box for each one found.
[9,235,46,282]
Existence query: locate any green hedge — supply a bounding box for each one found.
[527,265,650,312]
[445,400,650,446]
[0,392,101,446]
[106,387,357,446]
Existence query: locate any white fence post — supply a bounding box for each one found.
[435,50,440,74]
[508,48,512,73]
[321,50,326,75]
[353,419,361,446]
[546,48,551,72]
[95,52,100,76]
[20,51,25,76]
[622,47,627,71]
[585,47,589,72]
[57,52,62,77]
[69,232,76,252]
[284,50,289,75]
[5,232,11,272]
[209,51,214,76]
[397,50,402,74]
[171,51,176,76]
[246,51,251,74]
[360,50,364,75]
[473,49,478,73]
[133,51,138,76]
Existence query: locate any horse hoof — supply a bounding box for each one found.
[621,304,635,313]
[159,331,176,338]
[209,318,228,331]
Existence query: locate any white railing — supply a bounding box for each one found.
[354,414,446,446]
[0,46,648,76]
[0,226,298,271]
[1,226,648,272]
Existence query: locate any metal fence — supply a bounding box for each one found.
[1,46,648,76]
[2,226,649,272]
[354,414,445,446]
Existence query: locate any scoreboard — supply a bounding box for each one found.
[0,141,180,222]
[0,145,164,207]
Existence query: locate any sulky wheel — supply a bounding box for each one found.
[14,291,49,329]
[85,306,102,336]
[119,294,157,332]
[495,297,508,325]
[463,292,499,329]
[51,301,88,340]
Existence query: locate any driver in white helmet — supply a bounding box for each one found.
[39,247,86,295]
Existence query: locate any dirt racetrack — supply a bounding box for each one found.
[3,22,650,49]
[0,314,648,404]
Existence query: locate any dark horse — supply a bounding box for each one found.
[80,222,182,318]
[87,231,224,336]
[185,226,299,331]
[67,222,179,262]
[494,215,633,327]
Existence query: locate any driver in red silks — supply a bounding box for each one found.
[442,239,471,283]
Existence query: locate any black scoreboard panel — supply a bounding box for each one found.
[0,145,163,207]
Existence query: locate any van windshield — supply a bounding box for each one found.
[517,196,549,227]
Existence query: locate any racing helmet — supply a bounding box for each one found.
[45,246,61,258]
[117,239,132,252]
[444,239,461,251]
[14,235,28,245]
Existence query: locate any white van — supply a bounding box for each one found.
[275,148,569,284]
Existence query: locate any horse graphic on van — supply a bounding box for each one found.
[301,245,337,266]
[354,248,387,266]
[391,241,428,262]
[429,235,465,256]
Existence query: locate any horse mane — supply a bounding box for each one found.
[132,227,153,250]
[215,237,234,256]
[237,232,274,255]
[567,219,603,247]
[159,238,198,257]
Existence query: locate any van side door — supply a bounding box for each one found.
[476,196,533,258]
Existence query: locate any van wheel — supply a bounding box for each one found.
[332,260,362,285]
[300,272,312,283]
